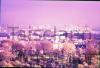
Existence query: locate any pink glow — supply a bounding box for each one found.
[1,0,100,30]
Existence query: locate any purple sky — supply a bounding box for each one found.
[1,0,100,30]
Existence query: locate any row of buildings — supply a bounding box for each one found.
[0,25,100,43]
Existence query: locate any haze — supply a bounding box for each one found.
[1,0,100,30]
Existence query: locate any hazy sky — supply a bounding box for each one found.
[1,0,100,30]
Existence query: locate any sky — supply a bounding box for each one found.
[1,0,100,30]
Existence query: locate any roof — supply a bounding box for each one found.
[0,33,9,37]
